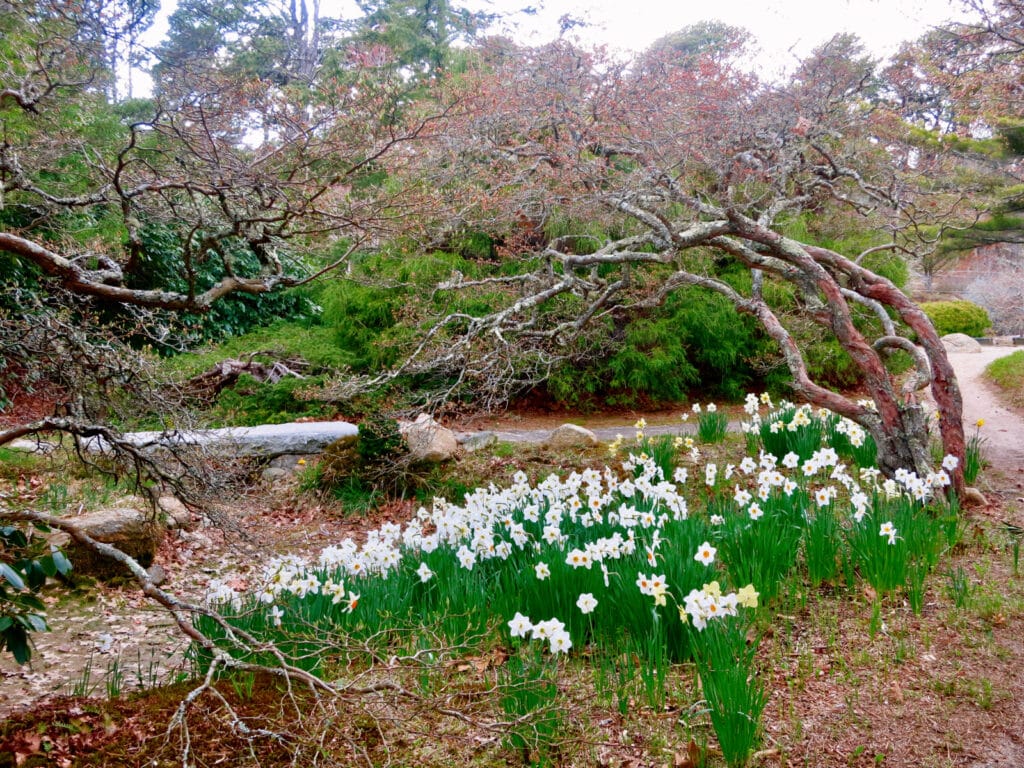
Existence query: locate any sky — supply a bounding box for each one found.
[491,0,974,74]
[139,0,976,91]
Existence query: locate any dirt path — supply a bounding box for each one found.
[945,347,1024,478]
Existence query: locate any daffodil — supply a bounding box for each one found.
[694,541,717,566]
[737,584,759,608]
[548,629,573,654]
[879,521,898,545]
[576,593,598,614]
[508,612,533,638]
[702,581,722,597]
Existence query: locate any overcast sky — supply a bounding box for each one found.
[140,0,976,90]
[493,0,974,74]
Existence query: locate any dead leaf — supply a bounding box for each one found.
[673,739,701,767]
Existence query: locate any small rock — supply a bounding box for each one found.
[268,454,305,470]
[146,564,167,586]
[545,423,599,449]
[261,466,292,483]
[158,495,192,530]
[962,486,988,507]
[461,431,498,453]
[941,333,982,353]
[179,530,213,549]
[401,414,459,463]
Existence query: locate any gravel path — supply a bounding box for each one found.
[471,347,1024,479]
[945,347,1024,478]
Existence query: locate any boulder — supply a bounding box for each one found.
[545,424,599,449]
[57,421,360,458]
[401,414,459,463]
[460,431,498,453]
[65,507,165,580]
[941,333,982,354]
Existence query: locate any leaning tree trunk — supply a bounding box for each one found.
[806,246,967,496]
[729,224,966,496]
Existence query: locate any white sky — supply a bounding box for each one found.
[139,0,976,90]
[495,0,974,75]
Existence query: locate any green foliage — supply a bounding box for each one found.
[691,618,766,768]
[985,350,1024,411]
[318,251,500,375]
[646,21,751,64]
[758,405,824,463]
[919,300,991,337]
[356,414,407,463]
[824,414,878,470]
[128,225,319,350]
[845,495,947,599]
[500,649,562,764]
[212,375,334,426]
[548,286,778,408]
[964,429,986,486]
[344,0,486,78]
[800,337,864,391]
[1,523,73,664]
[804,502,842,586]
[548,316,697,406]
[712,492,804,603]
[860,250,910,289]
[696,409,729,444]
[312,416,422,505]
[161,322,351,380]
[778,212,903,287]
[321,280,403,371]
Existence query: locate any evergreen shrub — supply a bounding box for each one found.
[920,300,991,337]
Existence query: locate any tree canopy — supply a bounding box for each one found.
[10,3,1024,509]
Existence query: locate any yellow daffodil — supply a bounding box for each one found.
[702,580,722,597]
[737,584,760,608]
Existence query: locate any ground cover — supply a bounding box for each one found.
[985,350,1024,412]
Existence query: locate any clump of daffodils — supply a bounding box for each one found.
[636,572,670,606]
[508,613,573,655]
[879,521,898,545]
[681,581,759,631]
[634,418,647,440]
